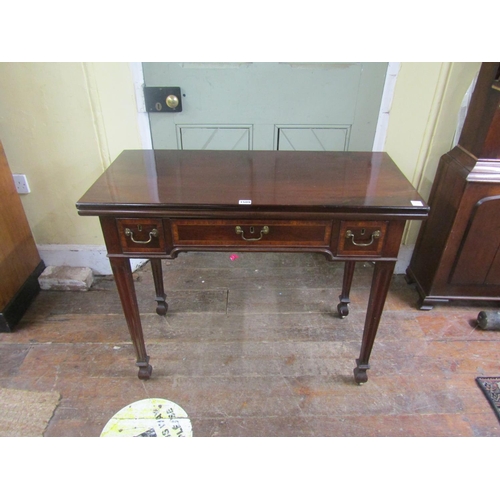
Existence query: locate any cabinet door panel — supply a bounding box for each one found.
[485,250,500,284]
[450,196,500,285]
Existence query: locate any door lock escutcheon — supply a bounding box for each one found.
[144,86,183,112]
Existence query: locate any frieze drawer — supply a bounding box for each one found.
[337,221,387,256]
[172,219,332,247]
[117,218,166,253]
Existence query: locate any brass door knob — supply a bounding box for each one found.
[166,95,179,109]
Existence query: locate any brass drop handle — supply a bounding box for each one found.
[166,95,179,109]
[235,225,269,242]
[345,229,381,247]
[125,227,159,244]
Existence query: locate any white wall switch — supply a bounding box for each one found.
[13,174,30,194]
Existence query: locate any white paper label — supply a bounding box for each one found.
[239,200,252,205]
[411,200,424,206]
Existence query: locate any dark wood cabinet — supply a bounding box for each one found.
[406,62,500,309]
[0,141,44,331]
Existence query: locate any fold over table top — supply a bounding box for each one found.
[77,150,428,218]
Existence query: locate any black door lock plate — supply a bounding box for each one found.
[144,86,182,112]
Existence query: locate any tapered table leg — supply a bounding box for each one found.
[337,261,356,318]
[109,257,152,380]
[150,258,168,315]
[353,260,395,384]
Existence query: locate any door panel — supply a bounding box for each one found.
[143,62,388,151]
[178,125,251,150]
[276,126,349,151]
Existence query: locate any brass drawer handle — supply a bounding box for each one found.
[235,225,269,241]
[125,227,159,244]
[345,229,381,247]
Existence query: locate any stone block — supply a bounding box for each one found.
[38,266,94,291]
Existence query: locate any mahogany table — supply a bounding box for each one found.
[76,150,428,384]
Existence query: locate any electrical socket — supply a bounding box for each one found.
[13,174,30,194]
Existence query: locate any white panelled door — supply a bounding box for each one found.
[142,62,388,151]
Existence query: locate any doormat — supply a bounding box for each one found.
[0,387,61,437]
[476,377,500,422]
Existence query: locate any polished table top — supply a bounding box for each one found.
[77,150,428,217]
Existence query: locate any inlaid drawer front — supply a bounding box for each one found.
[337,221,387,256]
[172,220,332,247]
[117,218,166,253]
